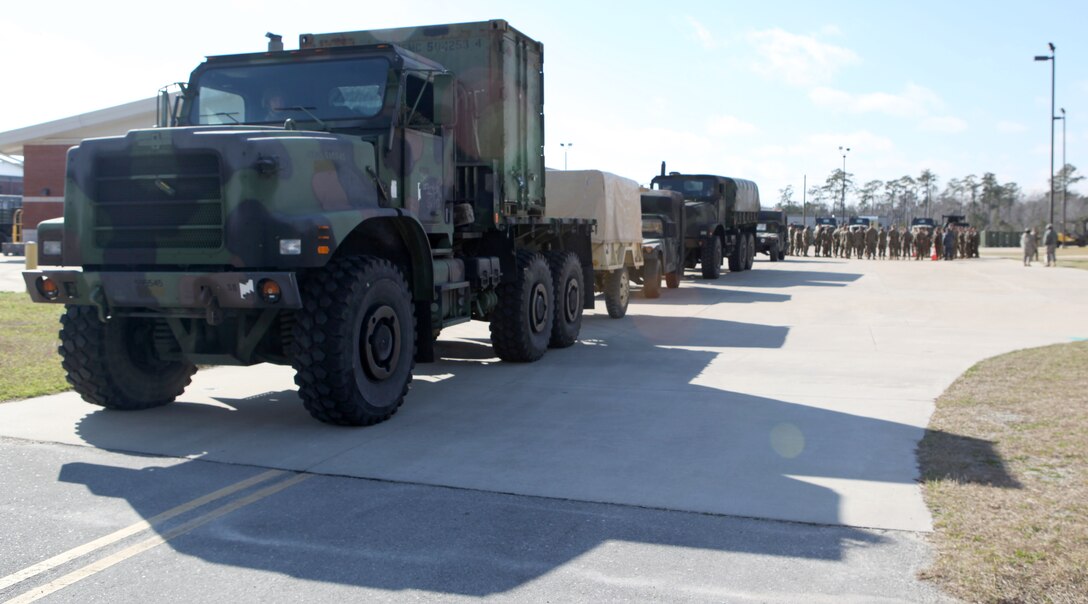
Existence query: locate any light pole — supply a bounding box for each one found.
[1058,108,1067,235]
[838,146,850,219]
[560,143,573,170]
[1035,43,1056,227]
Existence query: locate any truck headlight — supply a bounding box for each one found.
[43,241,62,256]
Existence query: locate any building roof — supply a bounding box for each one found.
[0,97,160,155]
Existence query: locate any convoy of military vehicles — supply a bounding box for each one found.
[21,20,776,427]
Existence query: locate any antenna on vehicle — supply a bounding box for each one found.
[266,32,283,52]
[660,161,666,177]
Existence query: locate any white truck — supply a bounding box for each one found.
[546,170,644,318]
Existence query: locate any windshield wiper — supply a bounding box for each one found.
[273,106,328,129]
[200,112,240,124]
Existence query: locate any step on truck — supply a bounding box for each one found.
[22,20,595,426]
[546,170,643,317]
[650,163,761,278]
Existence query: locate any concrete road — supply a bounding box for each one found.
[1,255,29,293]
[1,253,1084,601]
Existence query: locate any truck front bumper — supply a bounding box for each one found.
[23,270,303,310]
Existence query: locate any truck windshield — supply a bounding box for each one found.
[190,57,391,125]
[642,217,665,238]
[654,177,717,200]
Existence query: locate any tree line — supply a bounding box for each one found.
[777,164,1086,232]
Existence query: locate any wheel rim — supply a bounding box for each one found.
[619,270,630,305]
[530,281,550,334]
[563,278,580,323]
[362,305,401,380]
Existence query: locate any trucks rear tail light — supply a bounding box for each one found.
[258,279,282,303]
[37,277,60,300]
[279,239,302,255]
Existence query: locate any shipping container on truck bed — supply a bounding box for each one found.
[23,20,594,427]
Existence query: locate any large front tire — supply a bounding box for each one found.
[292,256,415,426]
[604,267,630,318]
[491,251,554,362]
[546,251,584,349]
[702,237,723,279]
[642,255,662,299]
[744,234,755,271]
[59,307,195,410]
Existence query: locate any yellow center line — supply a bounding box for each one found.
[6,472,312,604]
[0,468,285,593]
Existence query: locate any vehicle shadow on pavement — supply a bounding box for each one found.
[711,268,863,289]
[56,312,1016,596]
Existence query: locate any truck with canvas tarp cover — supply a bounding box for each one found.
[22,20,594,426]
[650,163,761,278]
[546,170,642,317]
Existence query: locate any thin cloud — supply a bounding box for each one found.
[686,16,717,50]
[921,116,968,134]
[746,28,859,87]
[809,84,942,118]
[997,120,1028,134]
[706,115,758,136]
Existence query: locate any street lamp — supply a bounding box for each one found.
[560,142,573,170]
[1035,43,1056,227]
[1057,108,1067,236]
[838,146,850,219]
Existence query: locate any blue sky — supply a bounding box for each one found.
[2,0,1084,202]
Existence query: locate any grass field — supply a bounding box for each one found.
[918,341,1088,603]
[0,292,68,402]
[980,244,1088,270]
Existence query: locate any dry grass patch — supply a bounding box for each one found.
[918,341,1088,603]
[0,292,68,402]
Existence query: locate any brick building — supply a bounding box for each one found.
[0,97,159,241]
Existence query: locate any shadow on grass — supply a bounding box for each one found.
[917,429,1021,488]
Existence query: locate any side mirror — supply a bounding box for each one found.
[432,73,455,127]
[157,88,171,128]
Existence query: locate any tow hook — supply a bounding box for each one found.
[90,286,109,323]
[197,286,224,326]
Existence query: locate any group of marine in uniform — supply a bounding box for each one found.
[785,223,981,260]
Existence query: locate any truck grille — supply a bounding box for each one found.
[93,153,223,249]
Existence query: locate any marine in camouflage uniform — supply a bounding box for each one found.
[864,224,878,259]
[853,228,865,259]
[831,226,841,257]
[878,227,887,259]
[888,226,900,259]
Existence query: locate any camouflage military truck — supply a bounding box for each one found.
[546,170,643,317]
[650,164,761,278]
[755,209,786,262]
[638,189,685,297]
[910,217,936,231]
[847,216,871,233]
[22,20,595,426]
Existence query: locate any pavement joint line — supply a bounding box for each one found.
[3,472,312,604]
[0,468,285,593]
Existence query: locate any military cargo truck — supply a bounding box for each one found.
[22,20,595,426]
[639,189,685,296]
[755,209,786,261]
[546,170,643,317]
[650,163,761,278]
